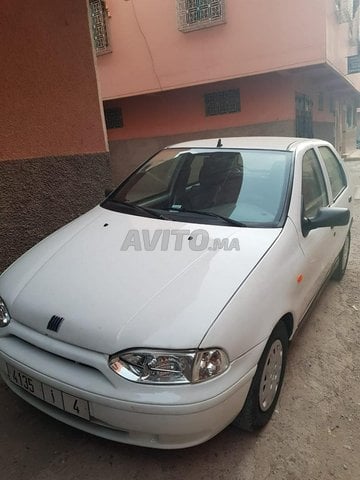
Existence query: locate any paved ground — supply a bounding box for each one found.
[1,161,360,480]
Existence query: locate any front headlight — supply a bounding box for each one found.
[0,297,11,328]
[109,348,229,384]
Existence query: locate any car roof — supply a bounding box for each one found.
[168,137,330,151]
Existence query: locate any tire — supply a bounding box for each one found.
[332,231,351,281]
[233,321,289,431]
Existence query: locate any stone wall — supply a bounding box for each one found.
[0,153,110,272]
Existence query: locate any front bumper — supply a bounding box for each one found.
[0,320,264,449]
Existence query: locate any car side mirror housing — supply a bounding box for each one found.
[303,207,350,234]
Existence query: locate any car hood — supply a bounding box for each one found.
[0,207,281,353]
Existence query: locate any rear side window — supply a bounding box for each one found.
[302,149,328,218]
[318,146,347,199]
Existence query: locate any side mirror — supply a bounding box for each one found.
[303,207,350,233]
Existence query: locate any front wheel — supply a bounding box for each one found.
[233,321,289,431]
[332,231,351,281]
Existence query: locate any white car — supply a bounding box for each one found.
[0,137,353,449]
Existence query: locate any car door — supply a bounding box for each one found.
[295,148,335,316]
[316,145,352,257]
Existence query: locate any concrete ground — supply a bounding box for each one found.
[1,162,359,480]
[345,149,360,162]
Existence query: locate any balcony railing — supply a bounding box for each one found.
[89,0,111,55]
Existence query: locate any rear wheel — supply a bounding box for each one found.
[233,321,288,431]
[332,231,351,281]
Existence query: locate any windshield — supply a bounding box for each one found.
[103,148,293,227]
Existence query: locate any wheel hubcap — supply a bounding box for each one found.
[259,339,283,412]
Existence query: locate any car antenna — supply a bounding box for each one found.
[217,138,223,148]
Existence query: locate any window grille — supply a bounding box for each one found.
[204,89,240,116]
[177,0,225,33]
[104,108,123,129]
[89,0,111,55]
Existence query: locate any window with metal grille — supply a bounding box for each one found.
[104,108,123,129]
[204,89,240,116]
[89,0,111,55]
[177,0,225,32]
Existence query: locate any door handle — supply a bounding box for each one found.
[348,196,352,203]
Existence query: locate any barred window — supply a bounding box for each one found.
[104,108,123,129]
[204,89,241,116]
[89,0,111,55]
[177,0,225,32]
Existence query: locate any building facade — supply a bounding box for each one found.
[0,0,110,272]
[93,0,360,183]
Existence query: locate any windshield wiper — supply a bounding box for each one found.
[167,207,247,227]
[112,201,170,220]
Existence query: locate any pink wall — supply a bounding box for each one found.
[98,0,326,100]
[1,0,107,162]
[106,73,294,141]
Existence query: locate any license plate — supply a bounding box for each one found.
[7,364,90,421]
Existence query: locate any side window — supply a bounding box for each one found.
[318,146,347,200]
[302,149,328,218]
